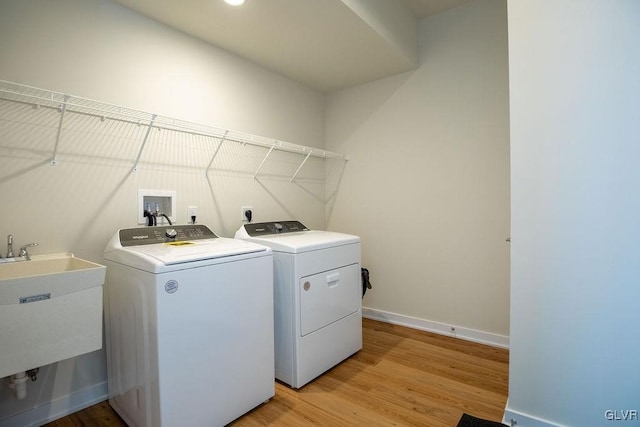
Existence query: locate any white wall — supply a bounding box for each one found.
[0,0,327,424]
[0,0,325,148]
[325,0,510,343]
[506,1,640,426]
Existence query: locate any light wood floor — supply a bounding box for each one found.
[45,318,509,426]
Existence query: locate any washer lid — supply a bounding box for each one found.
[104,225,270,269]
[236,222,359,253]
[127,238,267,265]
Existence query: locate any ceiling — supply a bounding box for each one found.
[110,0,475,93]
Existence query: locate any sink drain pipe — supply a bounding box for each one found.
[9,372,28,400]
[9,368,39,400]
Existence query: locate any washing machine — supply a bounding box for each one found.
[103,224,274,427]
[235,220,361,389]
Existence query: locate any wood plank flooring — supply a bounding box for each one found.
[44,318,509,426]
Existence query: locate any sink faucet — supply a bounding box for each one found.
[7,234,13,258]
[19,243,38,261]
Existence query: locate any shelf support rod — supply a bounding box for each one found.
[51,95,69,166]
[205,130,228,177]
[253,146,275,180]
[132,114,157,172]
[290,151,313,183]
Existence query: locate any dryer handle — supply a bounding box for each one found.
[326,272,340,287]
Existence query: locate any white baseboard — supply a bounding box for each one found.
[0,381,108,427]
[362,307,509,349]
[503,402,566,427]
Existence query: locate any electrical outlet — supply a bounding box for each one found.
[188,206,197,224]
[241,206,253,222]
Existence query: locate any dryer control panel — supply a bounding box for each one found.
[243,221,309,236]
[119,225,218,246]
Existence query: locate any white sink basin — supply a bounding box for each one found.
[0,253,106,378]
[0,254,105,304]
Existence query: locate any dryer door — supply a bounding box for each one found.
[300,263,360,336]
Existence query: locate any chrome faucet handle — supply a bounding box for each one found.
[19,243,38,260]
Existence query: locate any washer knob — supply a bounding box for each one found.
[274,223,283,233]
[165,228,177,239]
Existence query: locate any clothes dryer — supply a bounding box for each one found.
[235,221,361,388]
[103,225,274,427]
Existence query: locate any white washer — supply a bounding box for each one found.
[235,220,361,389]
[103,224,274,427]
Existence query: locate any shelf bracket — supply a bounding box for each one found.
[253,146,275,180]
[290,151,312,183]
[205,130,228,177]
[51,95,69,166]
[132,114,157,172]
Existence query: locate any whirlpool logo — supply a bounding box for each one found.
[165,280,179,294]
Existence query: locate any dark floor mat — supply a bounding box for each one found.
[456,413,507,427]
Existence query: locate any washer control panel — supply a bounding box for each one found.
[119,224,218,246]
[243,221,309,236]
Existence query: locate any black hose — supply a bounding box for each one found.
[160,213,172,226]
[143,210,154,226]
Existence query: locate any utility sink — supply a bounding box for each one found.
[0,253,106,379]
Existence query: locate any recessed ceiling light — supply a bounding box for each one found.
[224,0,245,5]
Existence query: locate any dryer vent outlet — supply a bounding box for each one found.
[241,206,253,222]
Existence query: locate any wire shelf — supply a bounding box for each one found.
[0,80,347,180]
